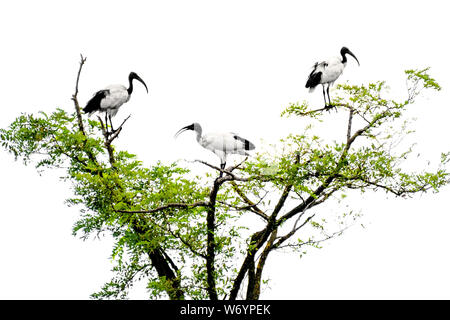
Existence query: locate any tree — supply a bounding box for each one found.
[1,55,448,300]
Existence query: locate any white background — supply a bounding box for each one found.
[0,0,449,299]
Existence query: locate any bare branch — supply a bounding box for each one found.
[71,54,87,135]
[108,115,131,142]
[73,54,86,98]
[274,226,349,250]
[295,103,354,117]
[227,157,249,172]
[195,160,241,179]
[66,55,105,174]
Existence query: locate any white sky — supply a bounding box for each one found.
[1,0,449,299]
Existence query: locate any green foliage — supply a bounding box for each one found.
[1,67,448,300]
[276,68,448,198]
[405,67,441,92]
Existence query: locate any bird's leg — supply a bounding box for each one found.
[327,86,337,112]
[322,85,332,111]
[322,85,328,108]
[109,115,116,133]
[104,114,110,135]
[326,86,331,106]
[219,162,226,178]
[322,85,336,112]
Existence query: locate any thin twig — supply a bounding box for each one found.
[272,214,315,250]
[227,157,249,172]
[97,115,107,136]
[195,160,235,177]
[144,212,207,259]
[108,115,131,143]
[194,160,251,183]
[116,201,209,214]
[73,54,86,98]
[217,199,269,221]
[230,181,269,220]
[274,226,349,250]
[296,103,354,116]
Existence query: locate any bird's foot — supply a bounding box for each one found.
[106,128,119,138]
[324,104,337,112]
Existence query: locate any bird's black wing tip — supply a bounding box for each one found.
[305,71,322,89]
[233,135,255,151]
[83,89,110,114]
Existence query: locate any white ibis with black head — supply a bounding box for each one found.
[175,123,255,174]
[305,47,360,109]
[83,72,148,132]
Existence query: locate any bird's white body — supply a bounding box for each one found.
[307,57,346,93]
[199,131,252,165]
[100,84,130,117]
[175,123,255,170]
[317,58,345,88]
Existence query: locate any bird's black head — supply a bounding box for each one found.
[340,47,360,66]
[174,123,201,138]
[128,72,149,94]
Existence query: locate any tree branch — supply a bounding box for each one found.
[71,54,87,136]
[217,200,268,219]
[347,108,354,142]
[116,201,209,214]
[272,214,315,249]
[96,115,130,166]
[144,212,207,259]
[69,54,101,170]
[230,181,269,220]
[205,176,224,300]
[250,229,277,299]
[294,103,354,117]
[229,230,265,300]
[195,160,248,181]
[274,226,349,250]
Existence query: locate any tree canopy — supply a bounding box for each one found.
[1,57,447,300]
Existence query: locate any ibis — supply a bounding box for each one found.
[83,72,148,132]
[175,123,255,174]
[305,47,360,109]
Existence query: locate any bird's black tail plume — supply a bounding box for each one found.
[305,71,322,89]
[83,90,109,114]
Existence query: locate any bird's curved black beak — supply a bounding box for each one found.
[130,72,149,93]
[174,124,195,138]
[135,75,149,93]
[348,50,360,66]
